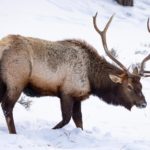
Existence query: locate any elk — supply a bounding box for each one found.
[0,13,149,134]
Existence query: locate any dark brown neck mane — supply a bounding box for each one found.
[88,53,132,109]
[63,39,132,109]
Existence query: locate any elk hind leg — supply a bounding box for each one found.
[0,81,6,102]
[1,88,22,134]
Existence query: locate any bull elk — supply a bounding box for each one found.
[0,13,149,134]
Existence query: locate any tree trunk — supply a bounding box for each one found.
[116,0,134,6]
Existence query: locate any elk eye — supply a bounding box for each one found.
[127,84,133,91]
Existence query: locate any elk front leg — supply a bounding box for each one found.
[72,101,83,129]
[53,93,74,129]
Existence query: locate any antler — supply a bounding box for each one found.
[147,18,150,32]
[93,12,128,72]
[139,18,150,77]
[139,54,150,77]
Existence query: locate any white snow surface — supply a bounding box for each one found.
[0,0,150,149]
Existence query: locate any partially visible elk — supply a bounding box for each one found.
[0,13,149,134]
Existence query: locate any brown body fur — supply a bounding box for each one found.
[0,35,146,133]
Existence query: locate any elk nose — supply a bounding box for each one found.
[136,101,147,108]
[141,101,147,108]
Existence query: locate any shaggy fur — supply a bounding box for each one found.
[0,35,146,134]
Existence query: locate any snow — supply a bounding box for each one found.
[0,0,150,149]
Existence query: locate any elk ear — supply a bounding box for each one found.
[109,74,122,84]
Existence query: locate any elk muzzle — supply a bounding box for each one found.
[135,100,147,108]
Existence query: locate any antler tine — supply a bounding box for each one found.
[144,70,150,74]
[147,18,150,32]
[143,71,150,77]
[139,54,150,76]
[93,13,128,72]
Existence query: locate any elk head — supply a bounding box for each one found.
[93,13,149,109]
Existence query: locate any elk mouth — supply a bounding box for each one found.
[135,101,147,108]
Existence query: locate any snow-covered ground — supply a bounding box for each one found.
[0,0,150,149]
